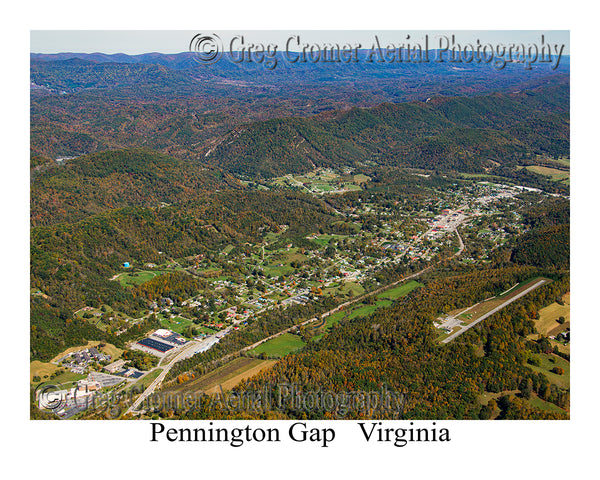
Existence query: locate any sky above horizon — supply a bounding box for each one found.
[30,30,570,55]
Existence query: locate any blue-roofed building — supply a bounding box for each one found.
[123,262,130,268]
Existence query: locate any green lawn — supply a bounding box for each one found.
[550,157,570,167]
[340,281,365,296]
[263,232,282,243]
[314,310,346,340]
[313,184,335,192]
[159,315,193,334]
[526,165,570,183]
[249,333,306,358]
[377,280,423,300]
[37,371,87,389]
[497,276,548,298]
[195,325,218,335]
[354,174,371,183]
[314,298,393,341]
[312,234,348,246]
[376,299,393,308]
[526,394,567,414]
[527,353,570,389]
[263,265,294,277]
[130,368,163,392]
[323,281,364,298]
[117,270,166,287]
[347,304,378,319]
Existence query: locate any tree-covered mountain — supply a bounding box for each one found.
[30,52,569,163]
[511,198,570,269]
[30,84,569,228]
[30,149,241,226]
[206,83,569,178]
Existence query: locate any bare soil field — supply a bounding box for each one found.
[165,357,276,394]
[204,360,277,394]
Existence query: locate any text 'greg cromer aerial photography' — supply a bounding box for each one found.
[30,31,570,426]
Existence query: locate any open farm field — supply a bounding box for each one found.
[377,280,422,300]
[116,270,167,287]
[249,333,306,358]
[525,165,570,184]
[535,293,570,335]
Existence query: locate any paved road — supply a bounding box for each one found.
[441,279,547,343]
[125,339,201,414]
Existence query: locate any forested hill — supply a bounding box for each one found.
[206,83,569,178]
[30,149,242,226]
[31,51,569,162]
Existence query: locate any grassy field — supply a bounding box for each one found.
[549,339,570,355]
[116,270,166,287]
[314,310,346,340]
[347,304,378,319]
[272,170,368,194]
[249,333,306,358]
[30,361,60,382]
[354,174,371,183]
[195,325,218,335]
[477,390,565,416]
[313,298,393,340]
[263,264,294,277]
[101,343,124,359]
[459,277,551,325]
[311,234,348,246]
[550,157,570,166]
[31,369,87,388]
[222,244,235,255]
[131,368,163,391]
[52,371,87,385]
[159,315,194,334]
[535,293,570,336]
[526,165,570,184]
[166,357,276,394]
[203,360,277,394]
[526,394,567,414]
[527,353,570,389]
[50,341,123,363]
[323,281,365,297]
[377,280,423,300]
[477,390,520,405]
[375,299,393,308]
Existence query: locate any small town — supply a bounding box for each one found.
[34,176,567,418]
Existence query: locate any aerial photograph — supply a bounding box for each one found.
[29,30,571,423]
